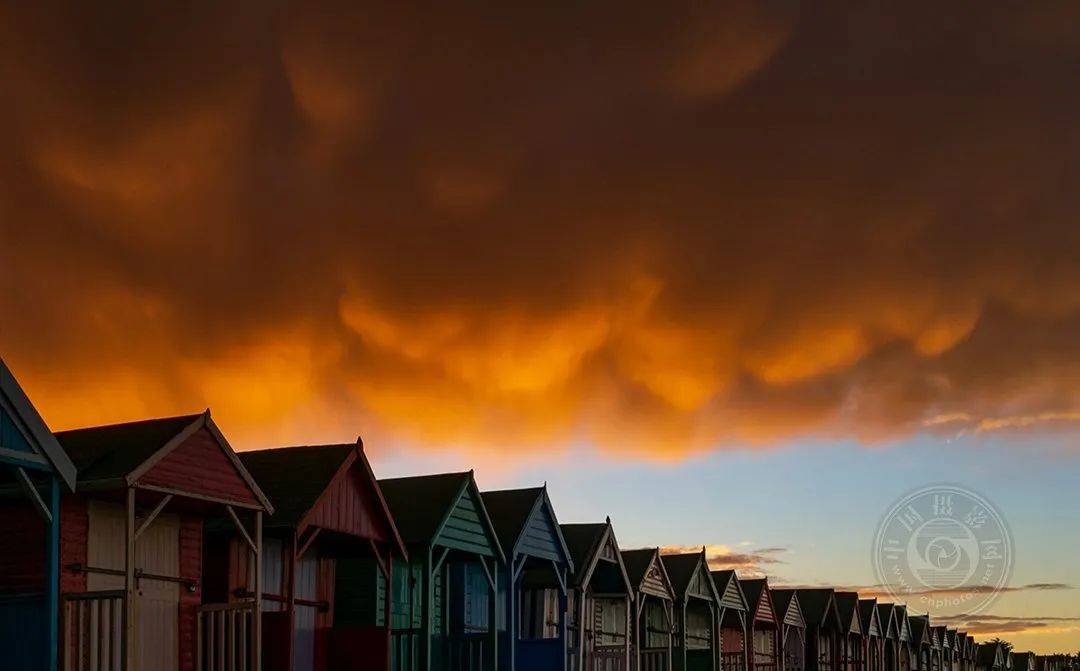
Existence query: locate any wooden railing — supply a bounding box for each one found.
[62,590,124,671]
[391,628,421,671]
[196,601,256,671]
[640,648,668,671]
[447,632,489,671]
[724,652,749,671]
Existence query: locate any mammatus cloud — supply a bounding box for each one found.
[660,545,788,577]
[2,2,1080,453]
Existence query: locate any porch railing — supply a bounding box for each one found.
[724,652,749,671]
[391,628,421,671]
[62,590,125,671]
[196,601,256,671]
[640,648,669,671]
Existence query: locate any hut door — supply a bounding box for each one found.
[87,501,180,671]
[292,550,319,671]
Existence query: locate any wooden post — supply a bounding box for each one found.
[559,571,568,671]
[680,600,688,671]
[577,588,586,671]
[624,595,631,671]
[254,510,263,671]
[287,532,298,671]
[506,559,515,671]
[46,475,60,671]
[124,487,136,671]
[384,550,392,668]
[422,548,433,671]
[489,558,498,671]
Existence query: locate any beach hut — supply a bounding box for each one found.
[793,590,842,671]
[832,593,864,671]
[858,600,881,671]
[893,606,913,671]
[0,357,77,671]
[560,519,633,671]
[201,442,407,671]
[975,642,1005,671]
[480,486,574,671]
[928,625,944,671]
[711,571,749,671]
[741,579,779,671]
[52,411,274,671]
[769,590,806,671]
[1013,653,1036,671]
[621,548,674,671]
[661,550,720,671]
[356,471,503,671]
[944,631,959,671]
[961,636,976,671]
[874,604,896,671]
[908,616,932,671]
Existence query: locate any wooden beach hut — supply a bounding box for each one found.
[795,590,842,671]
[620,548,674,671]
[741,579,779,671]
[893,606,913,671]
[560,519,633,671]
[874,604,897,671]
[661,550,720,671]
[858,600,881,671]
[927,625,943,671]
[960,636,976,671]
[202,442,407,671]
[769,590,806,671]
[908,616,932,671]
[480,486,574,671]
[832,593,864,671]
[711,571,749,671]
[945,631,959,671]
[1013,653,1036,671]
[353,471,503,671]
[975,642,1005,671]
[0,357,78,671]
[52,411,274,671]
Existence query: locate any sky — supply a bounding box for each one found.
[1,0,1078,654]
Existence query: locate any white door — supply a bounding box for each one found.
[87,501,180,671]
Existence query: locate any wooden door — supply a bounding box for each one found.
[293,551,319,671]
[87,501,180,671]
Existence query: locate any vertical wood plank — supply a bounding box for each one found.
[124,488,136,671]
[254,510,263,671]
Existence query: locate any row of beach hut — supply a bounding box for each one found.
[0,356,1067,671]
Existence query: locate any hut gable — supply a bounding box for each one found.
[662,552,717,602]
[379,471,503,560]
[0,357,76,487]
[560,521,631,593]
[834,592,862,635]
[55,411,271,510]
[771,589,806,629]
[712,570,749,612]
[793,589,840,630]
[859,599,880,637]
[621,548,674,601]
[742,579,776,625]
[238,443,405,556]
[896,606,912,642]
[481,486,571,567]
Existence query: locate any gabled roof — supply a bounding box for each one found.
[795,589,841,629]
[379,471,504,561]
[876,603,896,639]
[481,486,573,570]
[621,548,674,600]
[711,570,749,611]
[942,628,955,649]
[771,589,807,628]
[977,642,1003,667]
[928,623,942,649]
[0,356,76,489]
[237,441,406,558]
[661,550,719,603]
[560,519,631,593]
[55,410,272,511]
[909,615,931,647]
[859,599,880,637]
[833,592,862,635]
[894,605,913,642]
[741,578,776,625]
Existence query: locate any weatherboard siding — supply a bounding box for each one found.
[516,507,561,560]
[688,567,713,600]
[640,559,669,599]
[719,581,744,611]
[436,491,494,556]
[302,460,389,541]
[1,404,34,454]
[138,427,258,505]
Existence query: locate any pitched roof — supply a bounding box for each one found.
[742,578,773,622]
[909,615,930,646]
[711,570,749,611]
[377,472,470,544]
[977,642,1002,667]
[859,599,879,636]
[481,487,545,554]
[661,552,707,597]
[239,444,354,529]
[876,603,896,639]
[622,548,659,589]
[560,521,630,592]
[834,592,861,634]
[796,589,838,627]
[560,522,608,582]
[0,356,76,489]
[771,589,799,625]
[55,413,202,483]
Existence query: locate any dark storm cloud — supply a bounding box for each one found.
[2,1,1079,452]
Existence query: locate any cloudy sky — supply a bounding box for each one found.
[1,0,1078,653]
